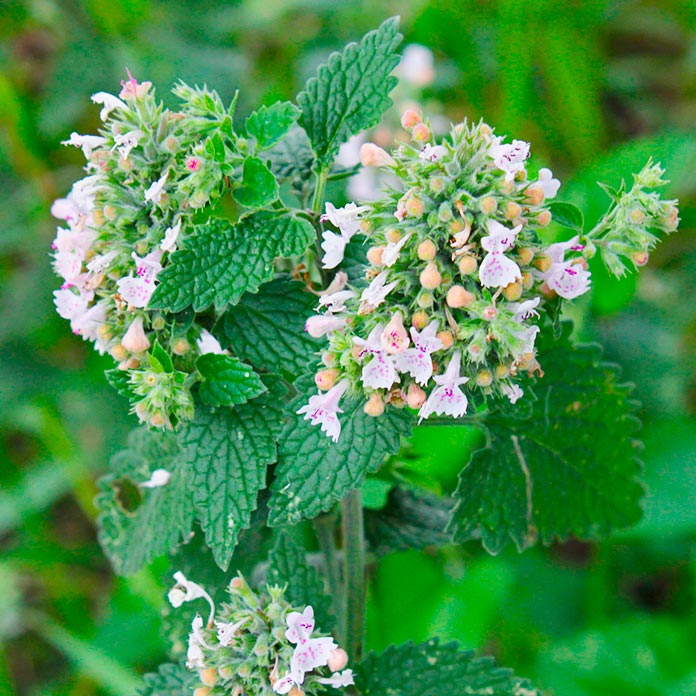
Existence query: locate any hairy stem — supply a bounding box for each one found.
[341,488,366,662]
[311,167,328,214]
[313,513,344,640]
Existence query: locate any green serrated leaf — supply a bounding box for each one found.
[246,101,301,151]
[220,276,320,378]
[105,369,134,398]
[96,429,194,576]
[356,639,541,696]
[149,341,174,373]
[179,389,284,569]
[449,323,643,554]
[267,531,334,632]
[548,201,585,231]
[268,379,412,525]
[298,17,402,168]
[234,156,279,208]
[138,661,196,696]
[365,486,452,558]
[150,212,314,313]
[196,353,267,407]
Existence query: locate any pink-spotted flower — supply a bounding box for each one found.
[354,325,400,390]
[317,670,355,688]
[160,218,182,253]
[297,380,350,442]
[117,249,162,308]
[542,236,591,300]
[488,138,530,182]
[394,320,443,385]
[418,351,469,422]
[502,383,524,404]
[479,220,522,288]
[508,297,540,322]
[380,311,410,354]
[419,144,447,162]
[113,129,143,160]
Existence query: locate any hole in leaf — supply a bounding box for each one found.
[112,477,143,514]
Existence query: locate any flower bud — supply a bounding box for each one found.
[172,338,191,355]
[536,210,552,227]
[505,201,522,219]
[186,157,202,172]
[480,123,493,138]
[360,143,394,167]
[364,392,385,417]
[503,282,523,301]
[518,247,535,265]
[430,177,445,194]
[417,239,437,261]
[663,206,679,230]
[121,316,151,354]
[479,196,497,215]
[406,383,426,408]
[111,344,128,361]
[525,184,544,206]
[446,285,475,308]
[381,311,409,354]
[411,123,431,142]
[401,109,422,129]
[152,316,166,331]
[97,324,113,342]
[482,306,497,320]
[438,202,453,222]
[412,310,429,329]
[315,368,339,391]
[386,388,406,407]
[521,271,534,289]
[632,251,649,267]
[476,370,493,387]
[534,254,552,273]
[436,330,454,349]
[103,205,118,221]
[457,255,478,275]
[321,352,337,368]
[367,246,385,266]
[328,648,349,672]
[417,291,434,308]
[448,218,466,234]
[194,688,211,696]
[200,669,218,687]
[288,688,305,696]
[385,228,401,244]
[405,195,425,218]
[629,207,646,224]
[495,364,510,379]
[420,263,442,289]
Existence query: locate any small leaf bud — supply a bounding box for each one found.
[457,254,478,275]
[406,383,426,408]
[505,201,522,219]
[315,368,339,391]
[417,239,437,261]
[436,330,454,349]
[480,196,497,215]
[476,370,493,387]
[412,310,429,329]
[367,246,385,266]
[536,210,552,227]
[420,263,442,289]
[364,392,385,417]
[503,282,523,301]
[446,285,475,308]
[401,109,422,129]
[411,123,431,142]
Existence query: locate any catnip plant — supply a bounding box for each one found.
[50,18,679,696]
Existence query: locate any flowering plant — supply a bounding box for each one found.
[51,18,678,696]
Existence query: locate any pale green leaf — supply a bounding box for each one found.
[233,156,279,208]
[245,101,301,151]
[196,353,267,407]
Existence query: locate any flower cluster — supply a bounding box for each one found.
[301,115,595,440]
[168,572,353,696]
[51,74,242,429]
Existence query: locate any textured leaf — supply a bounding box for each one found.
[96,429,194,576]
[220,276,320,378]
[267,531,334,632]
[139,661,196,696]
[233,156,279,208]
[298,17,402,168]
[196,353,267,407]
[356,639,540,696]
[179,387,284,569]
[149,213,314,313]
[268,379,412,525]
[449,324,643,554]
[548,201,585,231]
[267,125,314,184]
[245,101,301,151]
[365,486,452,558]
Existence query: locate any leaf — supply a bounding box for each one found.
[266,125,314,184]
[297,17,402,168]
[449,323,643,554]
[266,531,334,632]
[245,101,301,151]
[179,386,284,569]
[139,661,196,696]
[149,212,314,313]
[105,369,134,399]
[365,486,452,558]
[220,276,320,378]
[268,379,412,525]
[233,156,279,208]
[96,429,195,576]
[196,353,267,407]
[548,201,585,231]
[356,639,541,696]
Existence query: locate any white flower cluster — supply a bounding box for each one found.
[300,115,594,441]
[168,572,353,696]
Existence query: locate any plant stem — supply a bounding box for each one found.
[313,512,344,640]
[341,488,366,662]
[311,167,328,214]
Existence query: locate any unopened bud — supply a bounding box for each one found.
[218,666,235,680]
[194,688,211,696]
[663,205,679,230]
[536,210,552,227]
[480,123,493,138]
[97,324,113,342]
[505,201,522,219]
[480,196,497,215]
[405,195,425,218]
[629,207,646,225]
[406,383,426,408]
[417,291,434,308]
[534,254,552,273]
[632,251,649,267]
[525,184,544,206]
[482,306,497,320]
[448,218,466,234]
[103,205,118,221]
[457,255,478,275]
[476,370,493,387]
[200,669,218,687]
[503,282,523,301]
[438,202,453,222]
[385,228,401,244]
[111,344,128,362]
[417,239,437,261]
[360,143,394,167]
[152,316,166,331]
[518,247,534,265]
[172,338,191,355]
[420,263,442,289]
[288,688,305,696]
[495,364,510,379]
[446,285,475,308]
[321,352,337,368]
[521,271,534,289]
[367,246,385,266]
[436,330,454,349]
[401,109,422,129]
[150,411,166,428]
[315,368,339,390]
[364,392,385,417]
[121,316,151,354]
[411,123,430,142]
[386,388,406,407]
[412,310,429,329]
[430,177,445,193]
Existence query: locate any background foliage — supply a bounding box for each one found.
[1,0,695,694]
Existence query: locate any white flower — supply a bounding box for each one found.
[488,138,530,182]
[382,232,412,267]
[419,144,447,162]
[320,230,349,270]
[54,250,85,283]
[418,351,469,422]
[317,290,355,314]
[86,249,119,274]
[215,618,246,646]
[305,315,347,338]
[61,132,108,159]
[196,329,224,355]
[542,236,591,300]
[140,468,171,488]
[324,271,348,295]
[91,92,128,121]
[508,297,540,322]
[512,325,540,357]
[354,325,400,390]
[285,606,315,644]
[321,202,370,237]
[160,219,182,252]
[502,384,524,404]
[53,288,93,322]
[168,571,215,625]
[397,44,435,87]
[71,302,107,342]
[359,271,398,314]
[121,316,151,353]
[394,320,443,385]
[297,381,349,442]
[537,168,560,199]
[117,275,157,308]
[317,670,355,688]
[144,170,169,206]
[186,615,207,671]
[478,220,522,288]
[113,129,144,160]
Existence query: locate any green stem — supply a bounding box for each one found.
[341,488,366,662]
[314,513,344,640]
[311,167,328,214]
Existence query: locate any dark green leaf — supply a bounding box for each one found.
[196,353,267,407]
[233,156,279,208]
[298,17,402,168]
[268,379,412,525]
[149,341,174,373]
[245,101,301,151]
[220,276,320,378]
[105,369,134,399]
[356,639,540,696]
[138,661,196,696]
[449,323,643,554]
[266,125,314,185]
[150,212,314,313]
[96,429,194,576]
[548,201,585,231]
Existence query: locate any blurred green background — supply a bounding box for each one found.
[1,0,696,694]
